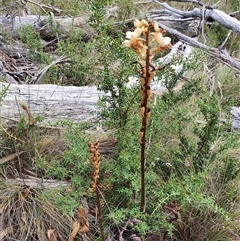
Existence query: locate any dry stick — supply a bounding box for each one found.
[164,0,204,5]
[140,24,151,213]
[219,30,232,49]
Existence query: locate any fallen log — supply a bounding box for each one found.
[0,83,105,125]
[231,107,240,131]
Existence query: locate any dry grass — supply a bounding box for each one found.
[172,207,236,241]
[0,124,71,240]
[0,180,72,241]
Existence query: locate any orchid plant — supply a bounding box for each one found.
[122,19,172,212]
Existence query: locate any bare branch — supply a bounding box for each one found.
[200,5,207,44]
[229,10,240,17]
[219,30,232,49]
[135,1,152,4]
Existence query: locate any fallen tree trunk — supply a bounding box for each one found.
[0,83,105,125]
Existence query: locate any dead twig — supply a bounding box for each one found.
[219,30,232,49]
[27,0,62,14]
[0,151,25,164]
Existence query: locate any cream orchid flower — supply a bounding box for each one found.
[122,39,131,47]
[151,31,171,46]
[122,38,147,58]
[134,18,149,28]
[122,26,147,58]
[150,22,172,55]
[151,22,171,46]
[126,27,143,39]
[152,21,161,32]
[131,40,148,58]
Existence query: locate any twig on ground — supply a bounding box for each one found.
[33,55,70,84]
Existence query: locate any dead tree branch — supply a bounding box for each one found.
[151,0,240,33]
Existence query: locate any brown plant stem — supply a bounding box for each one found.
[96,185,105,241]
[140,23,151,213]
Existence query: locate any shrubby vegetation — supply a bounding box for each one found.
[0,0,240,240]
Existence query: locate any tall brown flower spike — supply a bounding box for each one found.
[123,19,172,212]
[88,141,105,241]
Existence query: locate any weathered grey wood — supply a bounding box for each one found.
[6,177,70,189]
[0,83,106,125]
